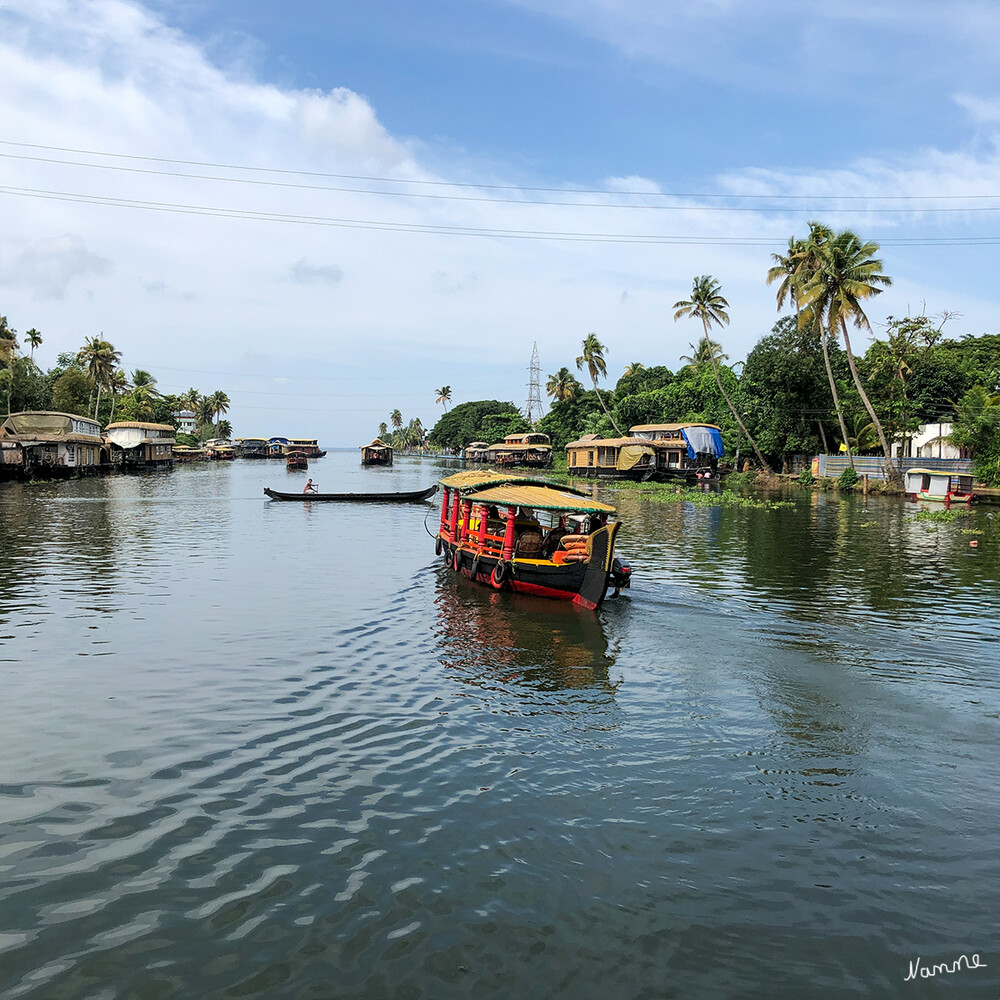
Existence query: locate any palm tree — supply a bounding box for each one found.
[679,339,728,370]
[623,361,645,377]
[76,336,122,420]
[179,388,201,412]
[24,329,42,362]
[769,228,853,466]
[673,276,770,472]
[575,334,623,436]
[209,390,230,430]
[108,369,129,422]
[196,397,215,434]
[0,320,16,415]
[132,369,159,393]
[545,367,582,402]
[434,386,451,411]
[796,225,894,473]
[390,409,403,433]
[216,419,233,440]
[378,421,388,440]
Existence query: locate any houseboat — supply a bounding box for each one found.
[105,421,175,469]
[204,441,236,460]
[288,438,327,458]
[434,470,630,610]
[172,445,208,463]
[286,451,308,470]
[267,437,290,458]
[485,433,553,469]
[0,411,106,478]
[566,423,724,481]
[234,437,269,458]
[463,441,490,463]
[904,468,974,504]
[361,438,393,466]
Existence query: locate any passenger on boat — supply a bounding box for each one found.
[303,479,318,494]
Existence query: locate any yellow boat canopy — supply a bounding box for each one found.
[465,483,617,515]
[439,470,538,491]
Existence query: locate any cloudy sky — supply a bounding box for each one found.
[2,0,1000,444]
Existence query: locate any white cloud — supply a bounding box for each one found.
[1,235,111,300]
[0,0,998,442]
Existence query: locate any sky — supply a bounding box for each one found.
[2,0,1000,445]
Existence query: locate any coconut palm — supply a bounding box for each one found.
[216,419,233,440]
[575,334,623,436]
[545,367,582,402]
[378,421,388,440]
[179,388,201,412]
[209,390,230,430]
[796,225,894,473]
[623,362,645,377]
[196,397,216,433]
[108,369,129,422]
[679,339,728,370]
[76,336,122,420]
[768,228,853,466]
[390,409,403,433]
[132,369,159,393]
[434,386,451,411]
[673,276,770,472]
[24,329,42,362]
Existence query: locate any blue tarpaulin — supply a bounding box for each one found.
[680,426,725,460]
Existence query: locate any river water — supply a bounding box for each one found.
[1,454,997,1000]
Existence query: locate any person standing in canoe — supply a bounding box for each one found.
[303,479,318,494]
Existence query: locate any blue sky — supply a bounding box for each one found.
[2,0,1000,444]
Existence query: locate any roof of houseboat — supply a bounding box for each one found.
[464,482,617,514]
[565,435,654,449]
[439,470,538,490]
[905,467,962,477]
[363,438,391,449]
[629,423,721,432]
[105,421,175,431]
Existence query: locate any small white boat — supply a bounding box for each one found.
[905,468,974,504]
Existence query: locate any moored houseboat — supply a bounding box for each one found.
[172,445,208,462]
[904,468,974,504]
[267,436,290,458]
[485,432,553,469]
[361,438,393,466]
[566,423,724,481]
[0,411,106,479]
[286,450,308,470]
[288,438,327,458]
[234,437,269,458]
[105,421,175,469]
[205,441,236,460]
[435,470,630,610]
[462,441,490,463]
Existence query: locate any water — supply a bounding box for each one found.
[1,455,997,1000]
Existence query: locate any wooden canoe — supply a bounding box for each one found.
[264,485,437,503]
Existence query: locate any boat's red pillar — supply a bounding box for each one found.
[460,500,472,542]
[439,487,450,536]
[450,490,461,542]
[477,504,488,549]
[501,506,517,560]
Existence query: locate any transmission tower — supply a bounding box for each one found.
[525,342,543,426]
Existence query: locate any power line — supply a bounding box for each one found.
[4,139,999,203]
[4,184,1000,245]
[4,148,1000,213]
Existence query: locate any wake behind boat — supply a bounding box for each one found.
[264,485,437,503]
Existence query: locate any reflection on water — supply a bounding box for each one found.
[432,573,620,694]
[1,458,998,1000]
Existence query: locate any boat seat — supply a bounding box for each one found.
[514,529,544,557]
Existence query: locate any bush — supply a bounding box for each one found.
[797,468,815,486]
[838,467,860,491]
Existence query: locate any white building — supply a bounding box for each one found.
[174,410,197,435]
[891,422,963,460]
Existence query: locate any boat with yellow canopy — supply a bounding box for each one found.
[435,471,630,610]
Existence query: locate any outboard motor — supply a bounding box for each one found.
[610,556,631,595]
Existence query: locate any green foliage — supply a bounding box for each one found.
[612,481,793,511]
[613,365,674,398]
[838,466,860,490]
[949,385,1000,486]
[51,370,95,416]
[912,508,972,523]
[537,391,603,449]
[479,411,530,443]
[428,399,523,450]
[797,467,815,486]
[175,432,200,447]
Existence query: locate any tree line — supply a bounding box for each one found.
[0,317,231,443]
[425,223,1000,485]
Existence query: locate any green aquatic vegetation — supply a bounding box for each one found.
[911,508,973,523]
[960,528,985,535]
[858,520,878,528]
[613,482,794,511]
